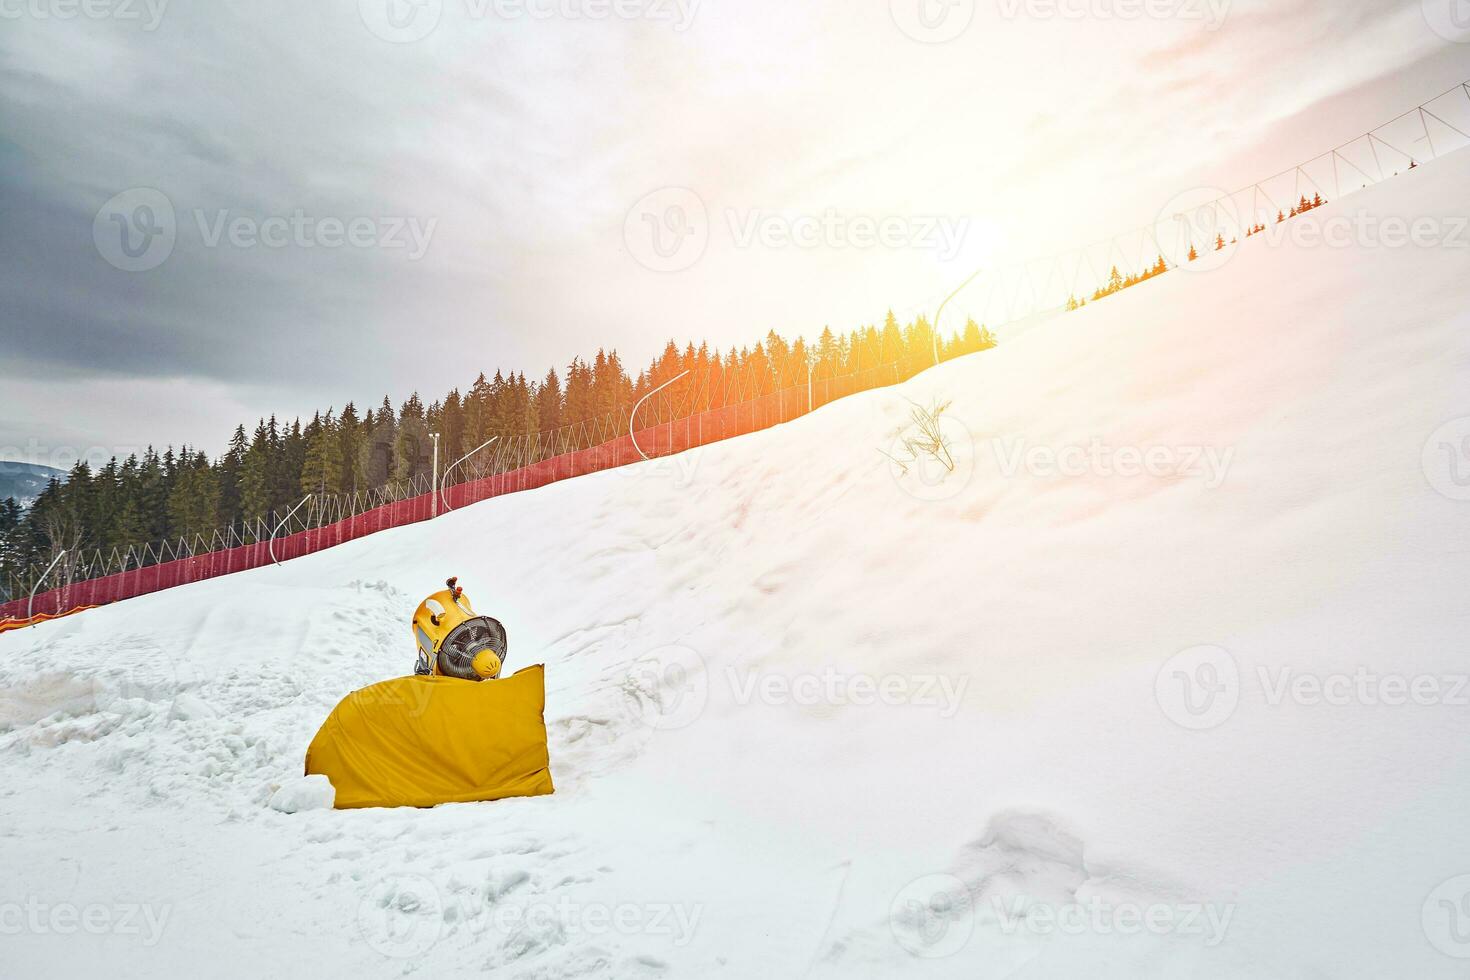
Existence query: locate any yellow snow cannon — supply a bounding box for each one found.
[304,578,554,810]
[410,577,506,681]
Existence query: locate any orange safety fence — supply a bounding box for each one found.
[0,607,97,635]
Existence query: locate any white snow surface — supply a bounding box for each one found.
[269,775,337,814]
[4,153,1470,979]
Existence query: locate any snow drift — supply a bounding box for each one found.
[4,151,1470,979]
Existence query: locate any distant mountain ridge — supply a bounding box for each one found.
[0,462,66,508]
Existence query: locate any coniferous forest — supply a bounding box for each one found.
[1,314,997,597]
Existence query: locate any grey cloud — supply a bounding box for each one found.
[0,0,1456,464]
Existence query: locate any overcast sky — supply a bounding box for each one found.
[1,0,1464,467]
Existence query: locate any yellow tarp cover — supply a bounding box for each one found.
[305,665,554,809]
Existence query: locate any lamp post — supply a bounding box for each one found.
[630,370,690,461]
[430,432,442,517]
[268,495,313,567]
[27,549,68,627]
[439,437,499,515]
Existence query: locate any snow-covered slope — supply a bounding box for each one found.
[5,153,1470,979]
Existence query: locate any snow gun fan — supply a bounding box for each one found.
[412,576,509,682]
[304,577,554,810]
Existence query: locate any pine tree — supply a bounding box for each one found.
[90,457,121,546]
[102,455,145,552]
[276,419,306,510]
[441,390,465,464]
[465,373,490,445]
[517,373,536,435]
[816,327,839,379]
[789,336,810,384]
[337,402,365,493]
[56,462,96,552]
[536,368,564,433]
[880,311,903,364]
[393,393,428,485]
[361,398,397,489]
[609,351,632,411]
[217,424,248,527]
[167,454,220,539]
[563,360,592,425]
[590,350,613,420]
[300,410,344,495]
[961,318,984,353]
[907,316,935,371]
[30,465,92,561]
[764,332,791,386]
[490,371,511,437]
[0,496,23,600]
[240,421,273,526]
[110,495,147,557]
[134,448,167,541]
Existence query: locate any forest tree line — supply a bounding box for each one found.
[1064,195,1331,311]
[1,313,996,595]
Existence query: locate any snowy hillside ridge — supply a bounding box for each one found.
[3,151,1470,978]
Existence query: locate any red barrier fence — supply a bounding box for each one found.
[1,363,912,626]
